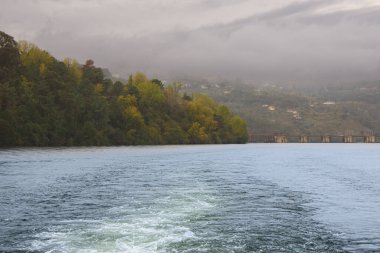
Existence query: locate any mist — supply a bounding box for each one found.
[1,0,380,85]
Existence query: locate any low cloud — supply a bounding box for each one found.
[1,0,380,85]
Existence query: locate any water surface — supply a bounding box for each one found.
[1,144,380,252]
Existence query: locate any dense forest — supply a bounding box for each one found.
[0,31,247,146]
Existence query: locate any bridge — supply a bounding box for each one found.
[248,134,379,143]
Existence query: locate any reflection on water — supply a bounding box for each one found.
[0,144,379,252]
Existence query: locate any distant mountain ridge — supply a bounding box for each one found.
[182,79,380,136]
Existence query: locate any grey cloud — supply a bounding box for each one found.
[300,6,380,26]
[257,0,334,20]
[1,0,380,85]
[196,0,249,8]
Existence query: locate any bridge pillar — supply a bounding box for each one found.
[274,135,288,143]
[248,133,254,143]
[321,136,331,143]
[300,136,309,143]
[364,135,376,143]
[343,135,353,143]
[267,135,275,143]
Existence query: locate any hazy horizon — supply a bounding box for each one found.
[2,0,380,85]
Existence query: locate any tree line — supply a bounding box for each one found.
[0,31,247,146]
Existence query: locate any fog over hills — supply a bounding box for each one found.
[1,0,380,85]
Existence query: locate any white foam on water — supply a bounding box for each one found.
[29,187,219,253]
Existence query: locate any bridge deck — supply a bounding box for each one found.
[249,134,379,143]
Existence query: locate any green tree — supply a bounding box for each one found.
[0,31,21,82]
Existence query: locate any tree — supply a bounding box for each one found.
[0,31,22,112]
[138,80,164,111]
[0,31,21,82]
[229,116,248,143]
[151,78,164,89]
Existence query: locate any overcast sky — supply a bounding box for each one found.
[1,0,380,85]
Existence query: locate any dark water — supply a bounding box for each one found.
[1,144,380,253]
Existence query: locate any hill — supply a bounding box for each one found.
[182,79,380,136]
[0,31,247,146]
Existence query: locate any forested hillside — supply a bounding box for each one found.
[0,31,247,146]
[182,79,380,136]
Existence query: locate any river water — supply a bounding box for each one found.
[0,144,380,253]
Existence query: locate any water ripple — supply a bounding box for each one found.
[1,144,379,252]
